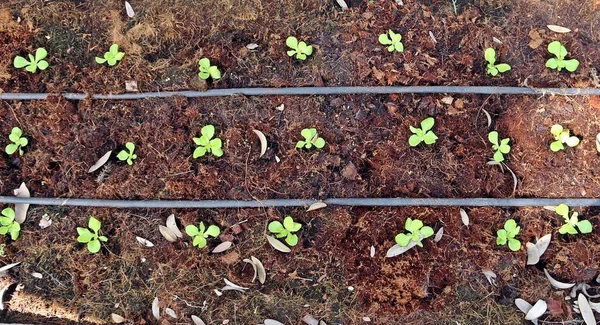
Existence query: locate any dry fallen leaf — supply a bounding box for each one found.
[526,242,540,265]
[434,227,444,242]
[222,278,249,292]
[246,43,259,50]
[482,269,497,286]
[307,202,327,212]
[252,129,267,158]
[370,245,375,257]
[111,313,127,323]
[515,298,533,314]
[165,307,177,319]
[481,108,492,127]
[212,241,233,254]
[544,269,575,289]
[266,235,291,253]
[264,320,285,325]
[159,225,178,242]
[152,297,160,320]
[124,1,135,17]
[535,234,551,257]
[302,314,320,325]
[88,151,112,173]
[166,214,183,238]
[136,236,154,247]
[39,214,52,229]
[547,25,571,33]
[0,262,21,276]
[125,80,138,92]
[251,256,266,284]
[191,315,206,325]
[275,104,284,111]
[578,293,596,325]
[13,182,30,224]
[525,300,547,321]
[386,242,418,258]
[460,209,469,227]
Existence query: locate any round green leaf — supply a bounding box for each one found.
[116,150,130,161]
[199,71,210,80]
[550,141,564,152]
[495,63,511,73]
[395,233,411,247]
[285,233,298,246]
[507,238,521,251]
[88,217,101,232]
[204,225,220,238]
[563,59,579,72]
[420,117,435,131]
[35,48,47,61]
[96,56,107,64]
[5,144,18,155]
[420,226,434,238]
[488,131,499,145]
[547,41,562,57]
[87,239,101,253]
[13,56,30,68]
[313,137,325,148]
[78,228,93,243]
[493,151,505,163]
[25,64,37,73]
[286,36,298,49]
[408,135,422,147]
[98,236,108,242]
[550,124,563,137]
[209,66,221,79]
[296,141,306,148]
[283,216,295,230]
[268,221,284,233]
[2,208,15,219]
[193,146,207,158]
[566,136,579,147]
[286,50,297,57]
[394,42,404,52]
[125,142,135,151]
[198,58,211,69]
[209,138,222,149]
[185,224,200,237]
[291,222,302,232]
[408,219,423,233]
[378,34,392,45]
[555,204,569,217]
[304,45,313,55]
[545,58,558,69]
[576,220,593,233]
[484,48,496,64]
[423,131,438,145]
[201,125,215,139]
[301,128,316,140]
[211,147,223,157]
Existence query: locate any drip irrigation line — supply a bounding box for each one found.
[1,86,600,101]
[0,196,599,209]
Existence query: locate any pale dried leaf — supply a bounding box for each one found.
[166,214,183,238]
[264,320,285,325]
[434,227,444,242]
[252,129,267,158]
[307,202,327,212]
[525,300,547,320]
[243,258,258,282]
[152,297,160,320]
[251,256,266,284]
[125,1,135,18]
[492,37,502,44]
[428,31,436,43]
[515,298,533,314]
[266,235,291,253]
[165,307,177,319]
[547,25,571,33]
[0,284,9,310]
[543,206,556,212]
[441,96,454,105]
[482,270,497,286]
[275,104,284,111]
[136,236,154,247]
[125,80,138,92]
[111,313,127,323]
[159,225,178,242]
[363,317,371,322]
[335,0,348,10]
[246,43,259,50]
[370,245,375,257]
[212,241,233,253]
[544,269,575,289]
[13,182,30,224]
[578,294,596,325]
[88,151,112,173]
[319,321,327,325]
[460,209,469,227]
[191,315,206,325]
[39,214,52,229]
[526,242,540,265]
[535,234,551,257]
[481,108,492,127]
[386,242,418,258]
[31,272,43,279]
[503,163,518,195]
[0,262,21,276]
[302,314,319,325]
[222,278,248,292]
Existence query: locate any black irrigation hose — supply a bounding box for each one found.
[0,196,599,209]
[1,86,600,101]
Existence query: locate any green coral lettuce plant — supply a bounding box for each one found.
[550,124,579,152]
[488,131,511,162]
[76,217,108,253]
[296,128,325,149]
[116,142,137,165]
[268,216,302,246]
[394,218,434,248]
[496,219,521,251]
[378,30,404,53]
[5,127,28,156]
[556,204,592,235]
[185,222,221,248]
[286,36,313,60]
[193,125,223,158]
[13,48,49,73]
[409,117,438,146]
[0,208,21,241]
[198,58,222,80]
[484,48,511,76]
[545,41,579,72]
[95,44,125,66]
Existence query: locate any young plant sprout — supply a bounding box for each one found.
[185,222,220,249]
[545,41,579,72]
[193,125,223,158]
[488,131,510,162]
[0,208,21,241]
[550,124,579,152]
[95,44,125,66]
[198,58,222,80]
[268,216,302,246]
[296,128,325,149]
[496,219,521,251]
[408,117,438,146]
[378,30,404,53]
[13,48,49,73]
[394,218,434,247]
[556,204,592,235]
[5,127,28,156]
[117,142,137,165]
[286,36,313,60]
[76,217,108,253]
[484,48,511,76]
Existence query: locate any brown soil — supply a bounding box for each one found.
[0,0,599,324]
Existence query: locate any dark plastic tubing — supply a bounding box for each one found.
[2,86,600,101]
[0,196,599,209]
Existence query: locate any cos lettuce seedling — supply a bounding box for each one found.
[13,48,49,73]
[268,216,302,246]
[5,127,28,156]
[76,217,108,253]
[198,58,222,80]
[556,204,592,235]
[488,131,510,162]
[95,44,125,66]
[550,124,579,152]
[286,36,313,60]
[484,48,511,76]
[193,125,223,158]
[185,222,221,249]
[395,218,434,247]
[545,41,579,72]
[409,117,438,146]
[296,128,325,149]
[116,142,137,165]
[378,30,404,53]
[0,208,21,241]
[496,219,521,251]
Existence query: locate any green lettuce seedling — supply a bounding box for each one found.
[488,131,510,162]
[545,41,579,72]
[5,127,28,156]
[13,48,49,73]
[395,218,434,247]
[269,216,302,246]
[409,117,438,146]
[193,125,223,158]
[286,36,313,60]
[185,222,220,248]
[95,44,125,66]
[0,208,21,241]
[77,217,108,253]
[550,124,579,152]
[556,204,592,235]
[117,142,137,165]
[496,219,521,251]
[296,128,325,149]
[484,48,511,76]
[378,30,404,53]
[198,58,222,80]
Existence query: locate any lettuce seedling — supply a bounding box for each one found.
[77,217,108,253]
[296,128,325,149]
[13,48,49,73]
[556,204,592,235]
[286,36,313,60]
[395,218,434,247]
[193,125,223,158]
[409,117,438,146]
[0,208,21,241]
[5,127,28,156]
[198,58,222,80]
[95,44,125,66]
[185,222,220,248]
[484,48,511,76]
[496,219,521,251]
[550,124,579,152]
[117,142,137,165]
[545,41,579,72]
[268,216,302,246]
[378,30,404,53]
[488,131,510,162]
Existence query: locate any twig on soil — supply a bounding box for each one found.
[173,294,207,310]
